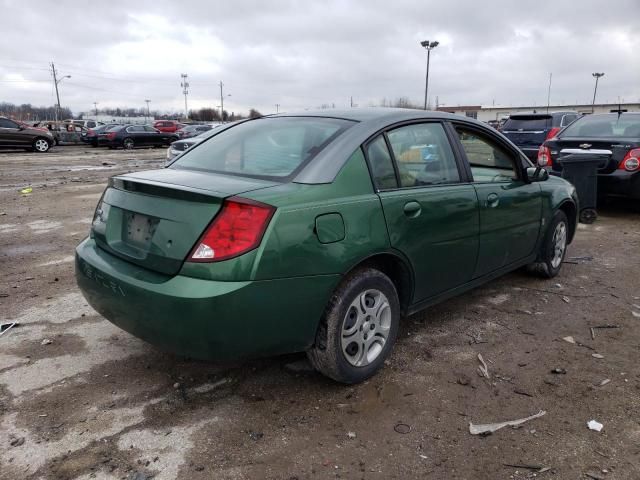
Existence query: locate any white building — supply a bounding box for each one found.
[437,102,640,122]
[81,115,154,125]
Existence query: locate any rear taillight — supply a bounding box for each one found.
[106,132,116,140]
[188,197,275,262]
[619,148,640,172]
[537,145,553,167]
[546,127,561,140]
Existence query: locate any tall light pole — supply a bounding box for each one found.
[546,73,552,113]
[93,102,99,117]
[218,81,231,122]
[420,40,439,110]
[145,99,151,122]
[50,62,71,122]
[180,73,189,119]
[591,72,605,113]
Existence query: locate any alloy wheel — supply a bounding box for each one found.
[34,139,49,152]
[550,221,567,269]
[123,139,134,150]
[341,289,392,367]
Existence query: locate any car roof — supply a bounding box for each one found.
[271,107,462,124]
[254,108,493,183]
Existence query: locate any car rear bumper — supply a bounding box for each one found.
[598,170,640,199]
[75,237,339,361]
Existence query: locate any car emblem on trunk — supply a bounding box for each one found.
[579,143,592,149]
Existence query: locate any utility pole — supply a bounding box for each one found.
[145,99,151,122]
[51,62,61,122]
[180,73,189,119]
[219,81,224,121]
[93,102,99,117]
[275,103,280,113]
[546,72,552,113]
[420,40,439,110]
[591,72,605,113]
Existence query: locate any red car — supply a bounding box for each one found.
[153,120,182,133]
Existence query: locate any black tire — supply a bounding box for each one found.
[579,208,597,224]
[32,137,51,153]
[307,268,400,384]
[527,210,569,278]
[123,138,134,150]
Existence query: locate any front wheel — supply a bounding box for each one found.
[527,210,569,278]
[32,138,51,153]
[307,268,400,384]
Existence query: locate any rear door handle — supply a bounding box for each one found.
[486,193,500,208]
[403,201,422,217]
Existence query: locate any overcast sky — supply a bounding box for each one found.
[1,0,639,116]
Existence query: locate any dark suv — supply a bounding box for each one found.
[0,117,55,152]
[502,112,580,161]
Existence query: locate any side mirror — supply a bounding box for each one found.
[526,166,549,182]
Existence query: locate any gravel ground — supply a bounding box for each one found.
[1,146,640,480]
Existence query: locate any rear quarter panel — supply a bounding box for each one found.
[245,149,391,280]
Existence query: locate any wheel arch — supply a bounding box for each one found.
[343,251,415,315]
[557,200,577,243]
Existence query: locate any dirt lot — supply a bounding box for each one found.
[1,146,640,480]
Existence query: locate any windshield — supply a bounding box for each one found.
[503,116,551,131]
[560,113,640,138]
[170,117,354,179]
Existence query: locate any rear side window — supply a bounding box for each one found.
[171,117,353,180]
[387,123,460,187]
[560,114,578,127]
[365,136,397,190]
[503,116,550,131]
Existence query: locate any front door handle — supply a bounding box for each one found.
[403,201,422,217]
[486,193,500,208]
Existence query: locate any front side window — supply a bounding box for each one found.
[0,118,19,128]
[171,117,354,180]
[387,123,460,187]
[456,127,516,182]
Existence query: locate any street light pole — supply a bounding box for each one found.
[145,99,151,122]
[93,102,99,117]
[420,40,439,110]
[50,63,71,122]
[591,72,605,113]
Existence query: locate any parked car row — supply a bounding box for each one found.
[538,112,640,200]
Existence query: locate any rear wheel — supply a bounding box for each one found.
[527,210,568,278]
[123,138,135,150]
[32,137,51,153]
[307,268,400,384]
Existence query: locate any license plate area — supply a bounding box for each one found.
[123,211,158,249]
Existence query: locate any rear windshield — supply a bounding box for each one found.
[560,113,640,138]
[106,125,124,132]
[503,116,551,131]
[170,117,354,179]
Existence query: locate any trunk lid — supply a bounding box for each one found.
[91,168,278,275]
[548,138,633,173]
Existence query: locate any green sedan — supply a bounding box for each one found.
[76,109,578,383]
